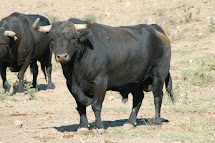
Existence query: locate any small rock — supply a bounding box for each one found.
[105,12,111,16]
[14,120,23,128]
[188,60,193,63]
[126,1,131,7]
[39,132,45,138]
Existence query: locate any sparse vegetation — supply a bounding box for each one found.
[23,81,37,100]
[0,90,9,101]
[45,14,59,24]
[83,14,97,22]
[182,55,215,86]
[209,17,215,33]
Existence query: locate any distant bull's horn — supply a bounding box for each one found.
[74,17,93,30]
[4,31,16,37]
[32,18,52,32]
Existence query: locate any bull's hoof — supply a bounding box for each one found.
[47,83,55,90]
[92,128,105,134]
[123,123,134,130]
[122,98,128,104]
[77,127,89,133]
[8,86,13,95]
[16,92,25,96]
[154,118,169,125]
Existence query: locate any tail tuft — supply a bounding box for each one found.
[165,73,175,104]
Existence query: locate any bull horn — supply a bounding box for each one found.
[32,18,52,32]
[74,17,93,30]
[4,31,16,37]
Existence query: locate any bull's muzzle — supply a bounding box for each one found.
[56,53,69,63]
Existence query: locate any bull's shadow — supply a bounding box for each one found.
[37,84,50,91]
[53,118,169,132]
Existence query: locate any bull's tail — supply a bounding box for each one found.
[165,72,175,103]
[41,63,47,82]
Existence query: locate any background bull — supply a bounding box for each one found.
[0,12,54,94]
[33,18,174,134]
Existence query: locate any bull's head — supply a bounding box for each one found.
[32,18,93,63]
[0,30,17,59]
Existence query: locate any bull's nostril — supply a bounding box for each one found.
[64,54,67,58]
[57,55,60,59]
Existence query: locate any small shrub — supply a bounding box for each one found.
[209,17,215,33]
[0,90,9,101]
[23,81,37,100]
[83,14,97,22]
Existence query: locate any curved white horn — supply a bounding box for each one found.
[4,31,16,37]
[32,18,52,32]
[74,18,93,30]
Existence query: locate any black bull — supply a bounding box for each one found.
[0,12,54,94]
[33,18,174,133]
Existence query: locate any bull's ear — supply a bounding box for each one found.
[77,30,89,43]
[78,30,94,50]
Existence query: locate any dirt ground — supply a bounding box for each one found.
[0,0,215,143]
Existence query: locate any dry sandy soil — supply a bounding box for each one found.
[0,0,215,143]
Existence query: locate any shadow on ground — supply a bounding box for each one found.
[53,118,169,132]
[37,84,49,91]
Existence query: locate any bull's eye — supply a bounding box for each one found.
[71,37,76,40]
[50,38,54,42]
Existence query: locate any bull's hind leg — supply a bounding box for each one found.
[152,67,167,124]
[30,61,38,88]
[123,87,144,129]
[41,50,55,91]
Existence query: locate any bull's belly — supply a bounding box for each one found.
[107,73,148,91]
[107,80,142,91]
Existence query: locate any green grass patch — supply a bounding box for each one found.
[182,55,215,86]
[169,105,215,113]
[174,49,196,55]
[104,122,215,143]
[23,81,37,100]
[0,90,9,101]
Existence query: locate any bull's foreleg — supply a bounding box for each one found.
[0,64,13,94]
[76,101,89,132]
[123,88,144,129]
[91,77,107,134]
[17,58,31,94]
[66,81,92,132]
[46,50,55,90]
[46,64,55,90]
